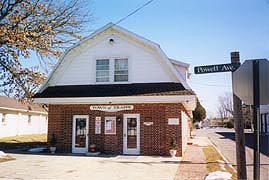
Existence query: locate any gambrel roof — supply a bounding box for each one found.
[38,23,190,93]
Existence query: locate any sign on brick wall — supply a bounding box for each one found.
[168,118,179,125]
[90,105,134,112]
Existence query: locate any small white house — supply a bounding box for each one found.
[0,96,48,138]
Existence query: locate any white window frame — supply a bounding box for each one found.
[96,59,110,83]
[114,58,128,82]
[95,58,129,84]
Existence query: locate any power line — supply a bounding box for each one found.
[115,0,155,25]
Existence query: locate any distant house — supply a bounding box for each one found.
[260,105,269,155]
[34,23,196,156]
[202,119,211,128]
[0,96,48,138]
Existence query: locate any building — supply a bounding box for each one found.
[260,105,269,155]
[34,23,196,156]
[0,96,48,138]
[261,105,269,134]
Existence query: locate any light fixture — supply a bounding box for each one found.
[117,116,122,122]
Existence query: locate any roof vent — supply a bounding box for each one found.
[109,38,114,44]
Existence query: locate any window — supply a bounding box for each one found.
[261,114,265,133]
[28,115,32,125]
[265,113,269,133]
[1,113,6,125]
[96,59,109,82]
[114,59,128,82]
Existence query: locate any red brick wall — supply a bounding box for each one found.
[48,103,186,156]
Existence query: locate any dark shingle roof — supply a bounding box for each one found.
[0,96,47,112]
[34,83,195,98]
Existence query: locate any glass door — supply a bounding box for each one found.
[123,114,140,154]
[72,115,89,153]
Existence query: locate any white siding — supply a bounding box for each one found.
[181,111,190,153]
[52,34,174,86]
[173,64,187,81]
[0,112,48,138]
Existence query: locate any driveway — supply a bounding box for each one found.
[0,153,181,180]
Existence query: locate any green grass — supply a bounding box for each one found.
[0,134,47,143]
[203,145,237,180]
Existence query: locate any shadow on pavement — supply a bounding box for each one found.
[215,132,269,156]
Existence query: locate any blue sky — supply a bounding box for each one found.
[89,0,269,117]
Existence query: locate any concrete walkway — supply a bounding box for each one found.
[174,136,210,180]
[0,136,217,180]
[0,153,181,180]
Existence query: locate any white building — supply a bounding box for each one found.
[261,105,269,134]
[0,96,48,138]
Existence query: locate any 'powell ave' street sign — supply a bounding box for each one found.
[194,63,240,74]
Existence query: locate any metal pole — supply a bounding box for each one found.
[231,52,247,179]
[253,60,260,180]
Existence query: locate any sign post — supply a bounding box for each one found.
[194,52,247,179]
[229,58,269,180]
[231,52,247,180]
[253,60,260,180]
[195,54,269,180]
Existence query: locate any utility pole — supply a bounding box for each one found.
[231,52,247,179]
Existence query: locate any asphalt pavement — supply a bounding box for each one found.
[195,128,269,180]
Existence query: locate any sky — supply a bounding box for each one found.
[86,0,269,118]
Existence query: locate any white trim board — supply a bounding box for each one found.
[34,95,196,111]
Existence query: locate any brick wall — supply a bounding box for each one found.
[48,103,187,156]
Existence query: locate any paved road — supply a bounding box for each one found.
[194,128,269,180]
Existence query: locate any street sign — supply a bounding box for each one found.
[194,63,240,74]
[233,59,269,105]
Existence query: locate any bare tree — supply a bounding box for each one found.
[0,0,93,101]
[242,104,253,130]
[217,92,233,126]
[218,92,233,115]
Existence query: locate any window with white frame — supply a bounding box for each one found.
[95,58,128,83]
[96,59,109,82]
[114,58,128,82]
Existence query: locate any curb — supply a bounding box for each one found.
[207,137,237,173]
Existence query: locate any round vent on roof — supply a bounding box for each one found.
[109,38,114,44]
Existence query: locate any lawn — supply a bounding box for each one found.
[0,134,47,150]
[203,145,237,180]
[0,134,47,143]
[0,134,47,163]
